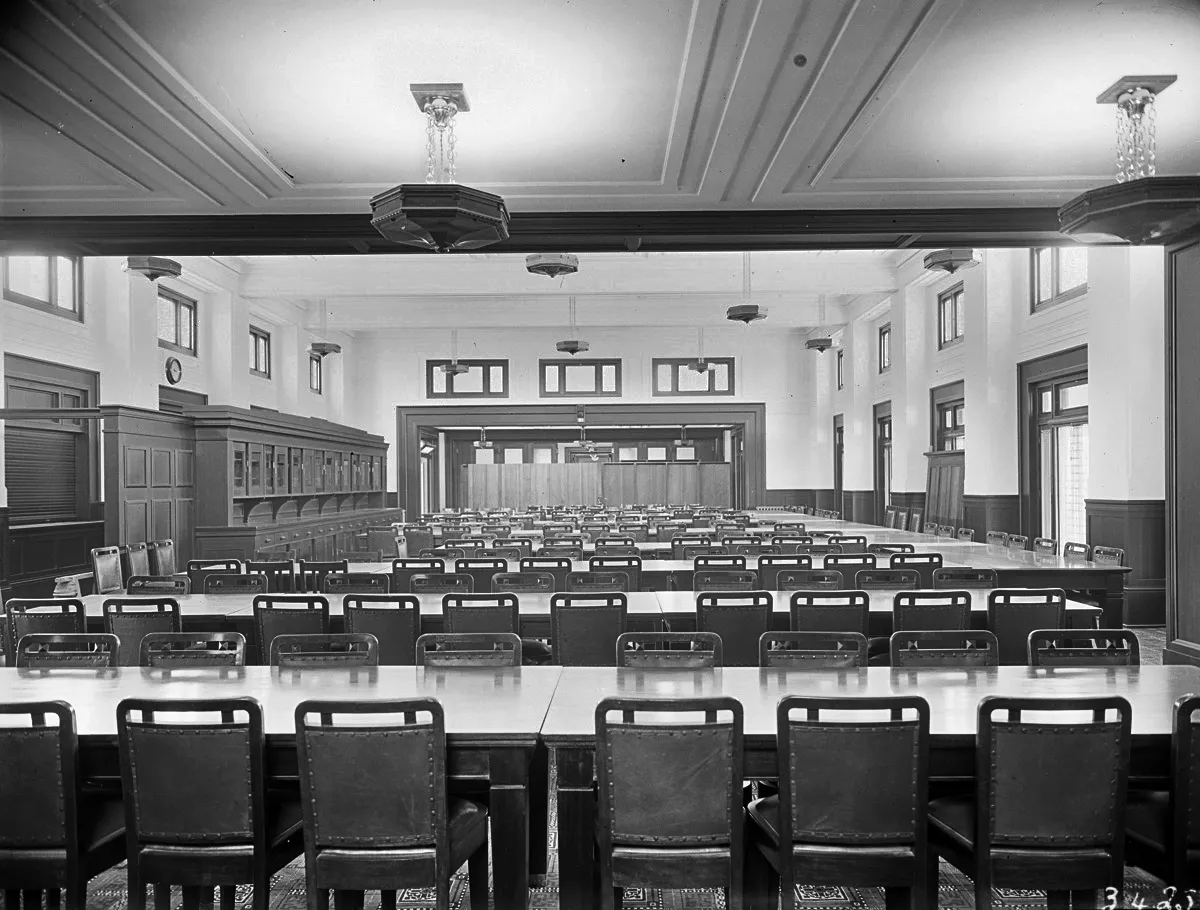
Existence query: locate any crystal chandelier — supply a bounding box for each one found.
[370,84,510,252]
[1112,85,1160,183]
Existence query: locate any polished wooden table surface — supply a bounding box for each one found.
[79,592,254,618]
[0,665,561,910]
[543,664,1200,908]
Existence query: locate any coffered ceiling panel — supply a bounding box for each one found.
[1,0,1196,216]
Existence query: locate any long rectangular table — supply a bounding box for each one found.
[542,664,1200,909]
[0,664,561,910]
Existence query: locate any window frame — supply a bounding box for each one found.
[836,349,844,390]
[2,255,83,322]
[425,359,510,399]
[929,380,965,452]
[1030,247,1089,312]
[538,358,622,397]
[309,353,323,394]
[650,357,736,397]
[249,325,272,378]
[157,286,197,356]
[878,323,892,373]
[936,283,965,349]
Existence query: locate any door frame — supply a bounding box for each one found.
[397,402,766,518]
[873,401,892,526]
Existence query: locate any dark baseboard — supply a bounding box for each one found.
[1086,498,1165,625]
[813,489,836,511]
[962,494,1020,540]
[843,490,876,525]
[763,489,816,510]
[1164,638,1200,667]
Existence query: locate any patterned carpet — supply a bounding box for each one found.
[16,627,1172,909]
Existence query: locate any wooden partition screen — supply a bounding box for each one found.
[601,463,731,508]
[462,462,733,510]
[924,451,965,529]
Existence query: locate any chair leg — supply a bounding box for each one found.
[153,884,171,910]
[181,887,201,910]
[218,885,237,910]
[1046,891,1070,910]
[884,887,910,910]
[46,889,61,910]
[467,843,489,910]
[332,892,364,910]
[742,842,772,910]
[380,892,397,910]
[1072,889,1097,909]
[22,890,43,910]
[5,892,20,910]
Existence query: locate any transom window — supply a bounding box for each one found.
[249,326,271,377]
[937,284,964,348]
[427,360,509,398]
[157,287,197,355]
[878,324,891,373]
[309,354,323,394]
[1031,247,1088,310]
[540,359,621,397]
[2,255,81,321]
[936,401,966,451]
[652,358,734,396]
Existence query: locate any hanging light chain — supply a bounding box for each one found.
[423,96,459,184]
[1114,87,1158,183]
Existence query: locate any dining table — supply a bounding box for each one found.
[0,663,563,910]
[542,663,1200,908]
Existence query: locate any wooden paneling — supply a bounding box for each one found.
[763,489,816,510]
[463,463,601,510]
[1087,498,1165,626]
[843,490,875,524]
[4,519,104,598]
[962,494,1021,540]
[924,451,965,529]
[0,506,8,597]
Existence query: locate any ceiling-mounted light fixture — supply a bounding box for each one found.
[527,253,579,279]
[419,441,437,456]
[805,295,835,354]
[125,256,181,282]
[308,298,342,358]
[726,252,767,325]
[370,83,510,252]
[922,249,980,274]
[673,425,691,447]
[441,329,469,375]
[1058,74,1200,244]
[687,327,716,373]
[473,427,493,449]
[556,296,590,355]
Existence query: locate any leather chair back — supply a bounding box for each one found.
[442,593,519,636]
[696,591,773,666]
[789,590,870,635]
[550,593,628,666]
[269,633,378,668]
[91,547,125,595]
[824,553,876,573]
[147,540,176,576]
[297,560,348,594]
[16,633,120,668]
[588,556,641,592]
[124,543,152,578]
[491,572,555,594]
[519,557,572,591]
[893,590,971,631]
[854,569,920,590]
[616,632,722,669]
[693,570,757,593]
[342,594,420,666]
[1028,629,1140,667]
[205,574,268,595]
[987,588,1067,665]
[889,631,999,668]
[187,560,242,593]
[454,558,508,594]
[415,633,522,667]
[5,598,86,664]
[933,567,998,589]
[322,573,389,595]
[410,573,472,595]
[758,555,812,589]
[776,569,843,591]
[565,571,628,594]
[890,552,944,588]
[391,558,445,593]
[126,576,189,596]
[140,632,246,667]
[759,631,867,669]
[102,598,182,665]
[252,595,330,665]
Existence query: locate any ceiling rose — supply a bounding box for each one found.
[370,84,510,252]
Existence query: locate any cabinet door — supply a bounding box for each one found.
[305,450,318,494]
[232,443,247,496]
[263,445,275,494]
[248,443,263,496]
[290,447,304,494]
[276,450,288,493]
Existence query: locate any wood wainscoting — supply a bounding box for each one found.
[962,494,1021,541]
[1088,499,1165,626]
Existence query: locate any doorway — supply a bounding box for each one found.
[833,414,845,516]
[874,402,892,526]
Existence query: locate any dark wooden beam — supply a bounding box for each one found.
[0,207,1083,257]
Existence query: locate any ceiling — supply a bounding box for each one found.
[2,0,1197,219]
[241,250,898,331]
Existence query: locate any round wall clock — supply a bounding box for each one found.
[165,356,183,385]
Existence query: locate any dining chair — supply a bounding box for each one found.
[888,631,1000,668]
[772,536,815,552]
[251,594,330,665]
[269,632,379,668]
[596,536,636,548]
[589,556,642,591]
[91,546,125,595]
[594,545,639,558]
[390,557,446,593]
[694,554,747,571]
[297,560,348,593]
[1033,537,1059,556]
[776,569,844,592]
[566,571,629,593]
[790,590,870,636]
[719,536,759,548]
[415,632,523,668]
[204,573,268,595]
[0,700,127,908]
[487,572,552,595]
[854,569,920,590]
[442,592,520,637]
[824,553,876,573]
[889,552,943,587]
[883,506,898,528]
[936,525,954,538]
[123,543,152,579]
[5,598,86,665]
[695,591,773,667]
[773,524,806,536]
[403,526,436,555]
[537,545,584,560]
[922,523,939,536]
[1125,694,1200,890]
[867,543,915,555]
[125,576,190,596]
[246,560,296,593]
[595,697,745,909]
[670,536,712,559]
[1027,629,1140,667]
[147,540,176,576]
[1005,534,1029,554]
[186,559,242,593]
[757,631,868,669]
[445,537,487,552]
[139,632,247,667]
[683,544,726,559]
[102,597,182,665]
[956,528,975,542]
[1092,546,1125,565]
[616,632,723,669]
[321,572,389,595]
[933,566,998,589]
[892,589,972,631]
[828,535,867,553]
[1063,541,1091,561]
[293,698,489,910]
[550,592,628,666]
[985,530,1008,546]
[929,695,1131,910]
[987,588,1067,665]
[894,508,909,530]
[805,543,844,557]
[757,555,812,589]
[116,697,304,910]
[746,695,930,909]
[907,510,923,533]
[519,557,572,592]
[693,570,758,593]
[16,633,121,669]
[411,573,473,595]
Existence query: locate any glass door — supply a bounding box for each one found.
[1033,377,1089,543]
[833,415,844,515]
[874,404,892,526]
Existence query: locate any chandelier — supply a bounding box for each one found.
[687,327,715,373]
[440,329,469,375]
[1059,74,1200,244]
[370,83,510,252]
[556,296,590,355]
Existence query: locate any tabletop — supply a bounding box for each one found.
[540,665,1200,742]
[79,592,257,618]
[0,665,564,741]
[653,587,1102,616]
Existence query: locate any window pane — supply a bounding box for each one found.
[474,447,494,465]
[543,365,559,393]
[955,291,964,336]
[489,365,505,391]
[942,408,953,429]
[7,256,50,302]
[1058,381,1088,411]
[675,446,696,460]
[712,363,730,392]
[1055,422,1089,544]
[646,446,667,461]
[954,434,965,450]
[431,368,446,394]
[656,363,673,391]
[249,335,258,370]
[456,366,484,394]
[533,447,554,464]
[953,405,964,425]
[158,296,177,343]
[180,304,194,350]
[55,258,75,311]
[677,364,708,392]
[1036,248,1053,302]
[1058,247,1088,293]
[618,446,637,462]
[601,364,617,392]
[564,365,595,393]
[1040,389,1053,413]
[503,448,524,464]
[8,385,58,409]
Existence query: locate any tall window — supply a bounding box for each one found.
[540,359,621,397]
[1031,247,1088,310]
[309,353,323,394]
[878,324,891,373]
[652,358,734,396]
[427,360,509,398]
[1035,375,1089,544]
[836,349,844,390]
[157,287,197,355]
[937,284,964,348]
[833,415,845,513]
[2,255,81,321]
[874,403,892,526]
[249,326,271,377]
[931,380,965,451]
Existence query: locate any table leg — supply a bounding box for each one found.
[556,746,597,910]
[489,746,530,910]
[528,740,549,878]
[1101,571,1125,628]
